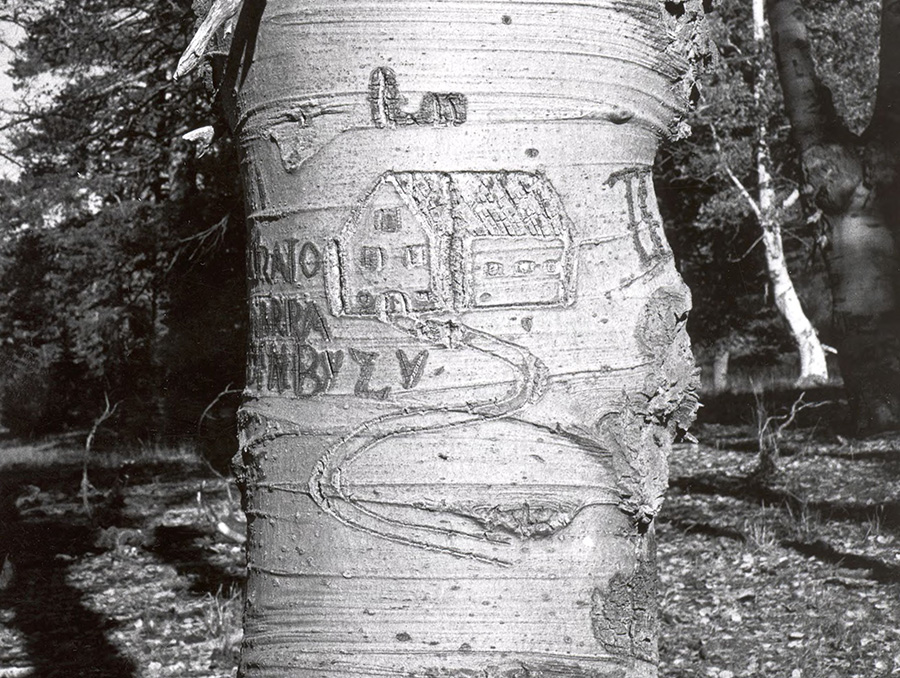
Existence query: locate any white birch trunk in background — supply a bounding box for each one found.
[180,2,709,676]
[712,348,730,393]
[753,0,829,386]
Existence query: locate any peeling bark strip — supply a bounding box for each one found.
[184,1,706,676]
[591,542,659,664]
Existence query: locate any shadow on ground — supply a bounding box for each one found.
[664,462,900,584]
[0,467,137,678]
[150,525,244,597]
[669,474,900,535]
[0,454,243,675]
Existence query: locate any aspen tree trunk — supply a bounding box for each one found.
[768,0,900,430]
[184,2,707,676]
[758,218,829,386]
[752,0,827,386]
[709,0,828,388]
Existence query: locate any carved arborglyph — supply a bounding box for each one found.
[193,0,709,675]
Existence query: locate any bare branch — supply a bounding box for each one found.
[728,233,765,263]
[197,382,243,437]
[81,394,121,516]
[754,391,831,479]
[175,0,243,79]
[710,124,761,219]
[0,149,24,169]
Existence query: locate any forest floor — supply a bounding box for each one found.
[659,422,900,678]
[0,415,897,678]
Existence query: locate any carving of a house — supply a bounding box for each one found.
[333,171,576,317]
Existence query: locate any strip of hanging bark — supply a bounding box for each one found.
[175,0,244,79]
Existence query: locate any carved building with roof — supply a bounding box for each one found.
[332,171,577,317]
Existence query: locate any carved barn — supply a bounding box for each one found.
[334,171,576,317]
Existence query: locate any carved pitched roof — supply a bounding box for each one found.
[386,171,570,239]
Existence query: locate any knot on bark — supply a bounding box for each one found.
[802,143,862,215]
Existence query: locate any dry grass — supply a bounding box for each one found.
[0,433,197,470]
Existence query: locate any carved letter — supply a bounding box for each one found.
[299,241,321,278]
[270,240,294,283]
[266,343,292,393]
[396,348,429,389]
[349,347,390,400]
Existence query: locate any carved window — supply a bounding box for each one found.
[360,246,385,270]
[515,260,536,275]
[485,262,504,277]
[404,244,427,268]
[375,208,401,232]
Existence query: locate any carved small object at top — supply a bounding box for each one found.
[369,67,467,128]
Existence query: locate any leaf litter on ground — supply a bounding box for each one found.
[660,423,900,678]
[0,424,898,677]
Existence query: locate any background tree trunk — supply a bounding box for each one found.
[715,0,829,387]
[753,0,828,387]
[193,2,708,676]
[767,0,900,430]
[713,348,730,393]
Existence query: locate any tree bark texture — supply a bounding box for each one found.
[768,0,900,430]
[746,0,827,386]
[209,2,708,676]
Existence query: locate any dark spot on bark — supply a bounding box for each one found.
[689,83,701,105]
[664,0,685,17]
[525,148,539,158]
[459,642,472,652]
[607,108,634,124]
[501,14,512,24]
[396,631,412,642]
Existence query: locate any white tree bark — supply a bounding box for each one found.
[181,2,710,676]
[753,0,829,385]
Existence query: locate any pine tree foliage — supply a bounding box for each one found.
[0,0,245,447]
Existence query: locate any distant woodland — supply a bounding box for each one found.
[1,0,896,450]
